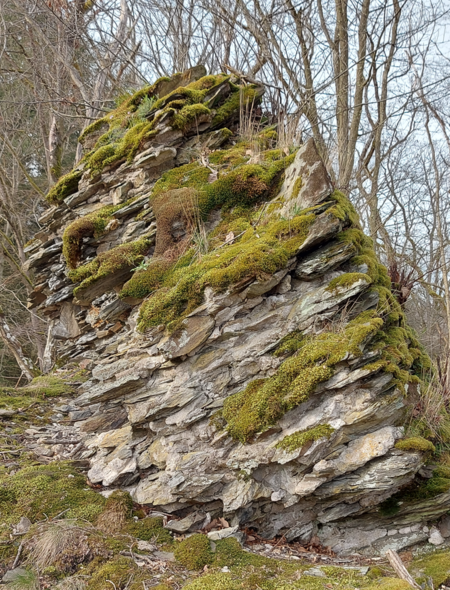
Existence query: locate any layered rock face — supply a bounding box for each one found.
[26,67,449,554]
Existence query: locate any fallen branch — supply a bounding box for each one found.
[386,549,421,590]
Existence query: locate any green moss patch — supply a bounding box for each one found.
[223,311,383,442]
[412,550,450,587]
[46,170,83,205]
[325,272,372,294]
[395,436,436,453]
[174,533,213,570]
[276,424,335,453]
[70,236,153,299]
[78,75,261,177]
[131,211,314,332]
[62,204,124,269]
[0,462,106,539]
[85,555,150,590]
[126,516,173,545]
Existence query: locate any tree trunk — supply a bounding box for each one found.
[0,307,35,382]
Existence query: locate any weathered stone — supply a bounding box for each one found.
[295,240,357,280]
[14,516,31,534]
[165,511,205,532]
[439,514,450,537]
[2,568,29,583]
[278,138,333,216]
[428,526,445,545]
[159,316,215,359]
[74,373,145,406]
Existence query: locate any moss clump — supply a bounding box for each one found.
[62,204,123,268]
[326,272,372,294]
[85,555,148,590]
[183,574,240,590]
[211,85,259,128]
[70,236,153,299]
[276,424,335,453]
[328,190,361,227]
[0,462,105,538]
[120,257,175,300]
[126,516,173,545]
[172,103,211,131]
[273,331,305,357]
[363,578,412,590]
[412,550,450,587]
[214,537,270,568]
[395,437,436,453]
[46,170,83,204]
[223,311,383,442]
[133,212,315,332]
[20,375,72,397]
[174,533,213,570]
[150,151,295,220]
[80,74,236,176]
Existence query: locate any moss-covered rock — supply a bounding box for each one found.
[395,437,436,452]
[0,462,105,539]
[174,533,213,570]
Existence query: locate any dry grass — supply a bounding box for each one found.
[26,520,84,570]
[4,568,40,590]
[407,357,450,446]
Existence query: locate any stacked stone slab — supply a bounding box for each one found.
[24,67,450,554]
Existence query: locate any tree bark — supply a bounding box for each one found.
[0,306,35,382]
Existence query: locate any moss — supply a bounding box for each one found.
[328,190,361,227]
[223,311,383,442]
[172,103,211,131]
[326,272,372,294]
[174,533,213,570]
[363,578,412,590]
[0,462,105,539]
[79,75,232,176]
[395,437,436,452]
[211,86,259,128]
[20,375,72,397]
[85,555,148,590]
[134,212,315,332]
[292,177,302,200]
[126,516,173,545]
[151,152,295,221]
[276,424,335,452]
[62,198,141,269]
[412,550,450,587]
[273,331,304,357]
[46,170,83,204]
[70,236,153,298]
[78,118,107,144]
[120,257,176,300]
[152,187,197,256]
[183,573,240,590]
[214,537,271,568]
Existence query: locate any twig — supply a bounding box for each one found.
[12,540,23,568]
[386,550,421,589]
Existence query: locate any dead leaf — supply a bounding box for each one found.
[283,147,290,156]
[219,517,229,528]
[225,231,235,244]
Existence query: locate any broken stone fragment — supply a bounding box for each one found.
[278,138,333,216]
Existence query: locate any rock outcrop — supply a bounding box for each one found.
[25,67,450,554]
